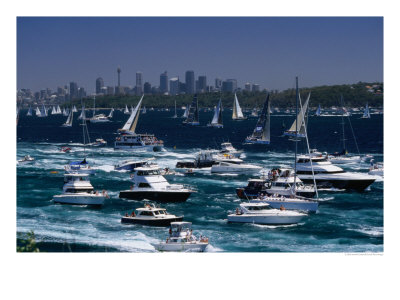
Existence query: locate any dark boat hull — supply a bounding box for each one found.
[119,190,191,203]
[121,216,184,226]
[299,177,375,191]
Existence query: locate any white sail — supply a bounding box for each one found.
[245,94,270,143]
[42,104,48,117]
[78,106,86,120]
[211,99,223,125]
[142,106,147,114]
[63,110,73,127]
[62,107,68,116]
[108,108,114,118]
[232,93,244,119]
[182,105,190,118]
[362,103,370,118]
[72,105,77,112]
[124,105,130,114]
[51,106,57,115]
[121,95,144,133]
[26,106,32,116]
[173,100,177,118]
[35,107,41,116]
[56,105,62,114]
[287,92,310,134]
[315,104,321,116]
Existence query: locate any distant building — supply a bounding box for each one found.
[69,82,79,100]
[252,84,260,92]
[40,90,47,100]
[115,86,125,95]
[198,76,207,93]
[160,71,168,94]
[96,77,104,94]
[144,82,152,94]
[57,86,65,96]
[107,86,114,95]
[215,78,222,90]
[136,72,143,95]
[170,77,180,95]
[185,70,195,94]
[78,87,86,98]
[222,79,237,93]
[179,82,186,94]
[117,66,121,87]
[244,83,251,92]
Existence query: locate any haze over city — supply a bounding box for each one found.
[17,17,383,93]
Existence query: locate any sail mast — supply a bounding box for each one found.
[341,95,346,151]
[294,77,298,192]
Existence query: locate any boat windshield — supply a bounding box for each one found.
[246,205,272,210]
[137,169,161,176]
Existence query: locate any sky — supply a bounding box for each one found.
[17,17,383,93]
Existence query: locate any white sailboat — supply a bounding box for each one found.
[115,95,164,151]
[207,99,223,128]
[362,103,371,119]
[315,104,321,116]
[26,105,32,116]
[72,105,77,113]
[244,93,270,144]
[56,105,62,114]
[124,105,130,114]
[183,94,200,125]
[89,96,109,123]
[142,106,147,114]
[108,108,114,118]
[61,109,73,127]
[51,106,57,115]
[35,106,41,116]
[182,105,190,118]
[78,106,86,120]
[232,92,246,120]
[283,92,310,138]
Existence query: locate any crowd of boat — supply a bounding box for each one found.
[17,78,383,252]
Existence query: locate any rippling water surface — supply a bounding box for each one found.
[16,109,383,252]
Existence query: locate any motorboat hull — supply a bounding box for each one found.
[227,214,304,225]
[211,165,262,174]
[329,156,361,164]
[53,194,105,206]
[235,187,316,199]
[114,144,163,152]
[253,198,319,213]
[119,190,191,203]
[243,139,270,145]
[121,216,184,226]
[153,242,208,252]
[298,175,375,191]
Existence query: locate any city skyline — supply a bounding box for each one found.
[17,17,383,93]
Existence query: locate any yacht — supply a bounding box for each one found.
[211,161,262,174]
[219,142,243,158]
[227,202,306,225]
[176,150,217,169]
[152,222,209,252]
[90,138,107,147]
[207,99,223,128]
[53,173,107,206]
[368,160,383,176]
[114,95,164,151]
[90,114,110,123]
[295,154,376,191]
[232,92,246,120]
[250,195,319,213]
[182,94,200,125]
[283,93,310,138]
[114,158,154,171]
[119,166,193,203]
[244,93,271,144]
[236,168,316,199]
[64,158,96,175]
[17,155,35,165]
[121,203,183,226]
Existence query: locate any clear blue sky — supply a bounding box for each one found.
[17,17,383,93]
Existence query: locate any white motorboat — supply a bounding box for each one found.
[182,94,200,125]
[219,142,243,158]
[207,99,223,128]
[90,138,107,147]
[368,160,383,176]
[244,93,270,144]
[121,203,183,226]
[176,150,217,169]
[115,95,164,151]
[119,166,193,203]
[90,114,110,123]
[17,155,35,165]
[232,92,246,120]
[213,153,243,164]
[296,154,376,191]
[152,222,209,252]
[211,161,262,174]
[227,202,306,225]
[114,158,154,171]
[329,155,361,164]
[53,173,107,206]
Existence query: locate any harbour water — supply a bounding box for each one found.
[16,109,383,252]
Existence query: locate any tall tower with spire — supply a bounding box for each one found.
[117,66,121,87]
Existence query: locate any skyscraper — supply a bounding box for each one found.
[117,66,121,87]
[169,77,180,95]
[69,82,78,100]
[221,79,237,93]
[215,78,222,90]
[136,72,143,95]
[198,76,207,93]
[96,77,104,94]
[144,82,152,94]
[252,84,260,92]
[185,70,195,94]
[160,71,168,94]
[244,83,251,92]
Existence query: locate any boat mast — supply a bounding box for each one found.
[294,77,298,192]
[340,95,346,152]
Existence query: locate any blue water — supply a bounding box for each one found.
[16,109,383,252]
